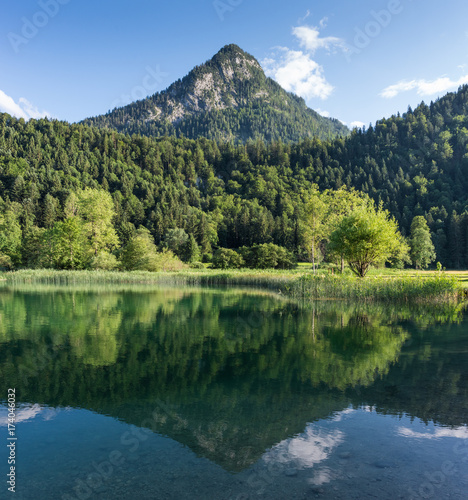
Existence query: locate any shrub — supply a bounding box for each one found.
[239,244,296,269]
[202,252,213,263]
[146,249,185,272]
[91,251,119,270]
[120,228,157,271]
[0,253,13,271]
[212,248,245,269]
[189,261,205,269]
[120,228,185,271]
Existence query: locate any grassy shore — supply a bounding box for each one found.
[1,268,464,304]
[287,273,462,304]
[0,269,293,289]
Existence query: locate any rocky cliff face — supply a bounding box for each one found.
[133,45,273,123]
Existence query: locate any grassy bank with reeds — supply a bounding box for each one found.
[1,268,464,303]
[285,273,462,303]
[0,268,292,290]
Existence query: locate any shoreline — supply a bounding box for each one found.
[1,269,464,305]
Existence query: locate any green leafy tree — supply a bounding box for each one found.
[120,227,184,271]
[120,227,158,271]
[162,228,189,259]
[304,187,327,274]
[329,204,408,277]
[64,192,80,218]
[21,225,47,269]
[410,216,436,269]
[50,216,88,270]
[0,208,22,268]
[75,188,120,256]
[325,188,372,273]
[197,213,215,254]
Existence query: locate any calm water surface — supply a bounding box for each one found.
[0,284,467,500]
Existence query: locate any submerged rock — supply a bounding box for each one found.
[374,461,394,469]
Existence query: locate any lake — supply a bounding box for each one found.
[1,284,467,499]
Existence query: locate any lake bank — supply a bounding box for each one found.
[1,268,464,304]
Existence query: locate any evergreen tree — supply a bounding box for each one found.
[184,234,200,263]
[410,216,436,269]
[162,228,189,259]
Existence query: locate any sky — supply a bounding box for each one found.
[1,0,468,129]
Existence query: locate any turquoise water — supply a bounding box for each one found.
[0,284,467,499]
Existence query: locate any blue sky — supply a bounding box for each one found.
[1,0,468,128]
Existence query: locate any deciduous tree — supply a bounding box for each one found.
[329,204,408,277]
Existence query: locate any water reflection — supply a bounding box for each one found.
[0,284,467,499]
[264,426,345,469]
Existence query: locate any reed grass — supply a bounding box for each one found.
[0,269,291,290]
[1,268,464,304]
[286,273,462,303]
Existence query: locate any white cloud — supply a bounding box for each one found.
[0,404,65,427]
[263,23,346,103]
[264,49,333,100]
[0,404,42,426]
[293,25,345,55]
[397,426,468,440]
[263,424,344,469]
[332,407,355,421]
[351,120,366,128]
[316,108,330,117]
[380,74,468,99]
[319,17,328,29]
[0,89,50,120]
[297,10,311,24]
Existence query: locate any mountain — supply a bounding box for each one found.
[82,44,349,143]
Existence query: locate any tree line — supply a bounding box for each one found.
[1,85,467,271]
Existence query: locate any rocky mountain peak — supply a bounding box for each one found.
[82,45,349,143]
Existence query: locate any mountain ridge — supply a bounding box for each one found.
[82,44,349,143]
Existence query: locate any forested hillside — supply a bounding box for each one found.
[325,85,468,267]
[1,85,468,268]
[82,44,349,143]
